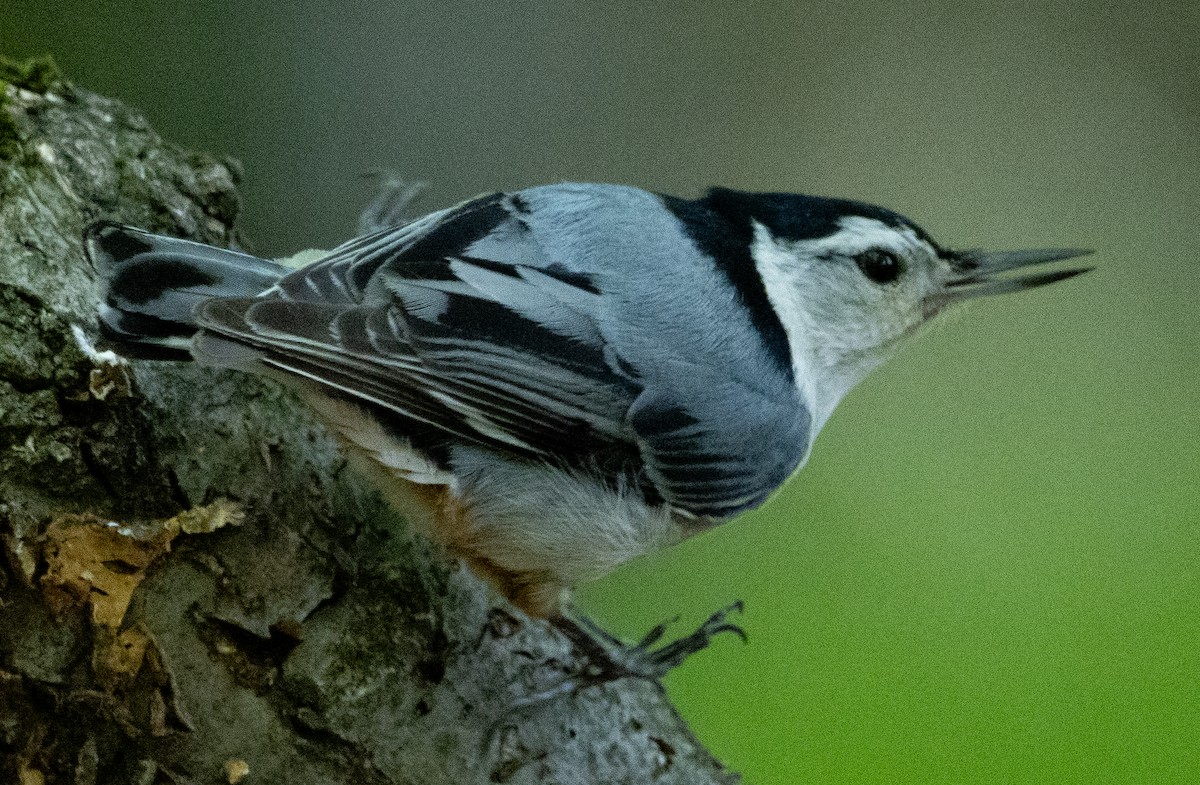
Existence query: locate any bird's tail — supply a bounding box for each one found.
[85,222,288,359]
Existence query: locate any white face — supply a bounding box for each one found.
[751,215,958,430]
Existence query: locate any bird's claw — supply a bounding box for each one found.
[553,601,746,685]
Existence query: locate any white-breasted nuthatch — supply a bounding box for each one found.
[87,184,1090,673]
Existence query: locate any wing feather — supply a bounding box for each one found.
[196,186,811,519]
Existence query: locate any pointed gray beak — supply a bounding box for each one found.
[928,247,1094,312]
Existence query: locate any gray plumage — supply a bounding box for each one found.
[93,185,813,519]
[88,182,1091,614]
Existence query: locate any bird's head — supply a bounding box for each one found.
[708,189,1093,427]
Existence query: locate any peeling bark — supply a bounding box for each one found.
[0,59,739,785]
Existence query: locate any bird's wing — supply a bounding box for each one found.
[628,370,811,518]
[197,278,637,461]
[197,189,810,517]
[200,192,639,461]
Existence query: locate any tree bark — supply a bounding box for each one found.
[0,58,739,785]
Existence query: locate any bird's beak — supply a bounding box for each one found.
[926,247,1094,315]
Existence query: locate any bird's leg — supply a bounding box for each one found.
[550,601,747,685]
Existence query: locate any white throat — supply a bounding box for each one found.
[749,221,893,434]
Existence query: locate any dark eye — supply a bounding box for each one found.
[854,249,903,284]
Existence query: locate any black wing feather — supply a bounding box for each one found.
[194,188,810,519]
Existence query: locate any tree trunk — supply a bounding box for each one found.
[0,57,739,785]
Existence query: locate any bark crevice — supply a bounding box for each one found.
[0,60,738,785]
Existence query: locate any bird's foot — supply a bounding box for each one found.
[552,601,746,686]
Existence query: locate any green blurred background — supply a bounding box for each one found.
[4,1,1197,781]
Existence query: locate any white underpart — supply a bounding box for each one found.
[307,393,683,587]
[450,445,684,585]
[751,216,933,434]
[302,392,454,486]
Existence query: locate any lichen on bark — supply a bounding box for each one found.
[0,58,738,785]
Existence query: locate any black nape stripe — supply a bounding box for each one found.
[658,193,794,381]
[703,187,941,249]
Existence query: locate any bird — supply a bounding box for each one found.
[87,182,1091,678]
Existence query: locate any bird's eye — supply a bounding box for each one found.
[854,249,903,284]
